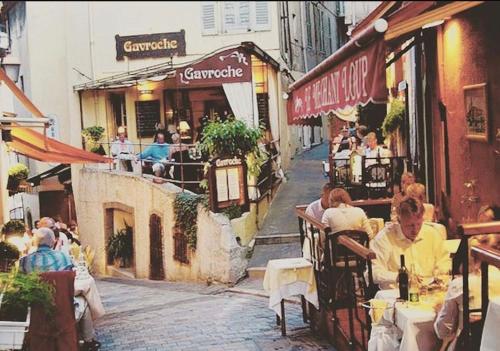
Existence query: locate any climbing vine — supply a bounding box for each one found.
[382,99,405,137]
[173,192,209,250]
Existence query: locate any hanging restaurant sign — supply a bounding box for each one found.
[176,48,251,87]
[288,39,387,124]
[115,31,186,60]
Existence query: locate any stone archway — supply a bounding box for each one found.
[149,213,165,280]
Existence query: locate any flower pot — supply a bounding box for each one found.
[6,176,19,192]
[0,307,30,350]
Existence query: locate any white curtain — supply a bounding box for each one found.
[222,82,255,128]
[267,69,285,180]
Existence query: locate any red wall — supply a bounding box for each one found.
[439,4,500,224]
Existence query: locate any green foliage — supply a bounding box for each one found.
[0,270,55,321]
[173,192,209,250]
[382,99,405,137]
[222,204,242,220]
[82,126,105,153]
[0,242,20,260]
[106,221,133,265]
[1,220,25,235]
[199,119,268,177]
[8,163,29,180]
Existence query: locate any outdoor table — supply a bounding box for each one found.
[369,288,447,351]
[263,258,319,336]
[480,297,500,351]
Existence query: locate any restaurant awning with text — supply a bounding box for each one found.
[288,38,387,125]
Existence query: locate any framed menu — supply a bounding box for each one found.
[135,100,161,138]
[208,157,249,212]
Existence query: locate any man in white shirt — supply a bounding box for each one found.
[305,183,334,222]
[111,126,134,172]
[364,132,392,167]
[370,197,450,289]
[321,188,374,239]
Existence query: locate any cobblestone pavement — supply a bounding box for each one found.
[95,278,335,351]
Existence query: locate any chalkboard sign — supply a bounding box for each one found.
[135,100,160,138]
[257,93,269,129]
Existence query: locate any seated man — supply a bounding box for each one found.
[321,188,374,239]
[168,133,189,160]
[137,132,170,177]
[20,228,101,350]
[39,217,71,256]
[370,197,450,289]
[305,183,334,222]
[363,132,392,167]
[406,183,435,222]
[110,126,134,172]
[390,172,416,222]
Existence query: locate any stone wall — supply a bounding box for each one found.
[75,168,247,284]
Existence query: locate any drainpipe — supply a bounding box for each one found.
[87,2,96,80]
[78,90,85,149]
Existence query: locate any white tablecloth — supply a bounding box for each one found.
[74,275,105,320]
[262,258,319,318]
[481,297,500,351]
[369,289,443,351]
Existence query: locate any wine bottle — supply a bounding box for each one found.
[398,254,409,300]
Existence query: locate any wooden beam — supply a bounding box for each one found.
[338,235,376,260]
[458,221,500,236]
[471,245,500,269]
[385,1,486,42]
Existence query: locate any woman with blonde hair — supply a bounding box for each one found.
[321,188,374,239]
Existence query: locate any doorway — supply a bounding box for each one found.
[149,214,165,280]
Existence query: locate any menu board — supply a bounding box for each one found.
[257,93,270,129]
[135,100,160,138]
[208,157,249,212]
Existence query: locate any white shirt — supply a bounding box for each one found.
[364,146,392,166]
[110,139,134,158]
[321,204,374,239]
[55,232,71,256]
[305,199,327,222]
[369,222,451,289]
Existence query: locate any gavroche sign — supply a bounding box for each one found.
[115,31,186,60]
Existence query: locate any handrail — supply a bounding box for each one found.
[471,245,500,269]
[295,206,328,231]
[337,235,376,260]
[458,221,500,236]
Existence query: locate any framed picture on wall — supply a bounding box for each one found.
[464,83,489,142]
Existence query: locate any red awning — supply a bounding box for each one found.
[0,68,109,164]
[287,20,388,125]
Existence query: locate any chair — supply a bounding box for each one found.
[27,271,78,351]
[170,149,203,191]
[364,163,390,199]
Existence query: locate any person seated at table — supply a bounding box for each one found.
[20,228,101,350]
[305,183,334,222]
[168,133,190,160]
[321,188,374,239]
[364,132,392,167]
[406,183,435,222]
[110,126,134,172]
[137,132,170,177]
[39,217,71,255]
[390,172,416,222]
[433,247,500,351]
[355,124,368,149]
[333,126,352,154]
[370,197,450,289]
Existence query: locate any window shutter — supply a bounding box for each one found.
[254,1,270,31]
[201,2,217,35]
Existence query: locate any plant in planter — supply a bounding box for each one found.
[106,221,133,268]
[6,164,30,194]
[0,242,20,273]
[81,126,106,155]
[382,99,405,137]
[174,192,209,250]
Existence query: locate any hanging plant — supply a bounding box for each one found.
[382,99,405,137]
[173,192,208,250]
[82,126,105,154]
[199,119,268,177]
[8,163,29,180]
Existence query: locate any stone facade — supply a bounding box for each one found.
[75,167,247,284]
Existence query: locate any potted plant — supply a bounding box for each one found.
[6,164,29,193]
[0,270,55,349]
[81,126,106,155]
[0,242,20,273]
[106,222,133,268]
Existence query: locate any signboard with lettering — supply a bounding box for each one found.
[176,48,251,87]
[115,31,186,60]
[288,39,387,124]
[135,100,160,138]
[208,157,249,212]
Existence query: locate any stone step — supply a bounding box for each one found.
[247,242,303,270]
[247,267,266,279]
[254,233,301,245]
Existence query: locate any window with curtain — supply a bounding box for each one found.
[319,11,325,53]
[305,2,312,48]
[327,16,332,54]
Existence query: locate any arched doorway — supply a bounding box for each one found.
[149,214,165,280]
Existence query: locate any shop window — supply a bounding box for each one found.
[173,228,189,264]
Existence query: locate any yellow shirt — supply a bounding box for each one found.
[370,222,451,289]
